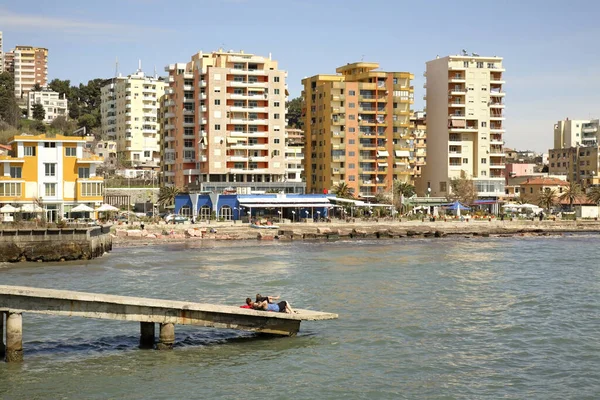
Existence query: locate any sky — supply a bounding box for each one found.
[1,0,599,152]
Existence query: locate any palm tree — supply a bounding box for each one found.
[587,186,600,205]
[537,188,557,212]
[394,181,415,198]
[157,186,180,210]
[332,182,355,199]
[559,181,583,211]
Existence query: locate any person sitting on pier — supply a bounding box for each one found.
[253,299,294,314]
[240,297,254,309]
[256,293,279,303]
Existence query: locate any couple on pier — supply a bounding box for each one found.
[242,294,295,314]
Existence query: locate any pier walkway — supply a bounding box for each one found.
[0,285,338,362]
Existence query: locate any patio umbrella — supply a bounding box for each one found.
[96,203,119,212]
[0,204,19,213]
[20,204,44,213]
[71,204,95,212]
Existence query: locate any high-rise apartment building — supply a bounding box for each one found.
[410,111,427,178]
[419,54,505,200]
[302,62,414,196]
[100,69,165,167]
[161,50,294,193]
[9,46,48,100]
[285,128,305,184]
[553,118,598,149]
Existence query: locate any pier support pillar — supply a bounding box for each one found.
[6,312,23,362]
[0,312,5,359]
[157,323,175,350]
[139,322,155,349]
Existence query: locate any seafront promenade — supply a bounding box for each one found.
[111,218,600,247]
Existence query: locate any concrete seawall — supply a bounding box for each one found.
[0,225,113,263]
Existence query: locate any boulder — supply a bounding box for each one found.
[127,230,143,238]
[115,229,128,237]
[317,227,332,234]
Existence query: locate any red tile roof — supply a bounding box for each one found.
[521,177,569,186]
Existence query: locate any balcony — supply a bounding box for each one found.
[449,87,466,95]
[230,80,268,88]
[183,121,195,127]
[183,97,194,103]
[449,101,465,108]
[490,112,505,120]
[200,80,207,87]
[449,75,466,83]
[229,93,265,100]
[229,68,266,75]
[582,126,598,134]
[199,93,207,100]
[228,105,267,113]
[230,130,268,138]
[183,109,195,115]
[230,118,268,125]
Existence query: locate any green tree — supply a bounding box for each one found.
[33,83,43,92]
[587,186,600,205]
[0,72,21,127]
[77,112,99,132]
[157,186,180,209]
[50,115,77,134]
[285,96,303,129]
[332,181,355,199]
[448,172,476,205]
[537,188,557,212]
[559,181,583,211]
[32,103,46,121]
[31,120,46,133]
[48,78,72,98]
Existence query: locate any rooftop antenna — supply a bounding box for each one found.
[115,56,120,78]
[361,54,364,61]
[137,59,142,73]
[154,65,157,79]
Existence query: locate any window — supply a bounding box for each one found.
[274,113,280,119]
[44,142,56,148]
[78,167,90,178]
[200,206,211,220]
[476,62,484,68]
[215,124,221,130]
[10,166,22,178]
[349,103,355,108]
[144,151,151,157]
[349,176,356,181]
[481,171,487,176]
[274,89,280,95]
[274,138,280,144]
[393,78,398,84]
[45,163,56,177]
[481,122,487,127]
[0,182,21,197]
[349,115,355,120]
[348,90,355,96]
[463,158,468,163]
[45,183,56,197]
[24,146,36,156]
[274,101,280,107]
[81,182,103,197]
[463,61,469,68]
[440,182,447,192]
[214,99,220,105]
[349,151,355,156]
[348,127,355,132]
[65,147,76,156]
[273,77,280,82]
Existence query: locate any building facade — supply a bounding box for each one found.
[410,111,426,179]
[519,177,568,203]
[419,54,505,200]
[101,69,165,167]
[8,46,48,101]
[160,50,291,193]
[0,134,104,221]
[0,31,4,74]
[302,62,414,197]
[26,88,68,123]
[285,128,304,185]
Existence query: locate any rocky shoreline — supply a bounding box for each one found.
[110,219,600,248]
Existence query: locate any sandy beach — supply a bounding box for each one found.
[110,218,600,248]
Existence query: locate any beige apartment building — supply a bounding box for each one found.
[160,50,298,193]
[410,111,426,178]
[419,54,505,201]
[7,45,48,100]
[302,62,414,197]
[101,69,165,167]
[285,128,304,184]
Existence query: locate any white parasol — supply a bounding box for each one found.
[0,204,19,213]
[96,203,119,212]
[71,204,95,212]
[20,203,44,213]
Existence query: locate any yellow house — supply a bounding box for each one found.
[0,134,104,221]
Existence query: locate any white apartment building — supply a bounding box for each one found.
[161,49,296,193]
[100,68,165,167]
[419,54,506,200]
[27,88,68,123]
[285,128,304,184]
[553,118,599,148]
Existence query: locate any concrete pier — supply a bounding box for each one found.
[139,322,155,349]
[0,312,5,359]
[6,312,23,362]
[157,323,175,350]
[0,285,338,361]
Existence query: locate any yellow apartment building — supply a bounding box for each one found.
[302,62,414,197]
[0,134,104,221]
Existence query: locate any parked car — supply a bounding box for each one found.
[165,214,188,224]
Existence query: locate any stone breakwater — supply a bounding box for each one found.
[0,225,113,262]
[111,220,600,248]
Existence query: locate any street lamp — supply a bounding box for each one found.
[317,210,321,222]
[291,210,296,223]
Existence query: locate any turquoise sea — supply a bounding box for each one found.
[1,235,599,399]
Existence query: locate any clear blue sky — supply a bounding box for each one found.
[1,0,599,152]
